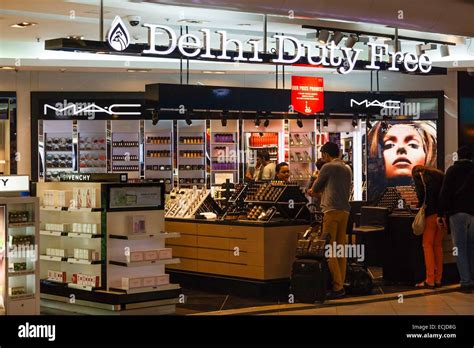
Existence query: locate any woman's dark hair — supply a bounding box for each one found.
[257,150,270,162]
[275,162,289,174]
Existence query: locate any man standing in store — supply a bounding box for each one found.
[245,150,276,181]
[438,145,474,291]
[310,142,352,299]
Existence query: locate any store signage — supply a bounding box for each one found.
[43,101,141,118]
[59,173,127,183]
[0,175,29,192]
[291,76,324,115]
[106,16,433,74]
[350,99,401,109]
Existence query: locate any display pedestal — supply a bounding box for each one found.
[165,219,308,298]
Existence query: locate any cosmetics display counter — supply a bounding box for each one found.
[36,181,181,315]
[164,181,310,296]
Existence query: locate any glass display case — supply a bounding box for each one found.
[0,197,40,315]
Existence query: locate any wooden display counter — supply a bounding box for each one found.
[165,219,308,281]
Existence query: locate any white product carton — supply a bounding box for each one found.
[121,277,143,290]
[157,248,173,260]
[142,277,156,287]
[155,274,170,286]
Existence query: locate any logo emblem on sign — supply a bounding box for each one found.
[107,16,130,51]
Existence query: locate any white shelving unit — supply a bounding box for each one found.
[37,182,103,292]
[0,196,40,315]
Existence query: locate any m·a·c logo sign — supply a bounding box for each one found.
[107,16,130,51]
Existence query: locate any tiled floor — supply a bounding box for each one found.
[189,287,474,316]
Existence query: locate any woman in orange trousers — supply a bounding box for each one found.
[412,166,445,288]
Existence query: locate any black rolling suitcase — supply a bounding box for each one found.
[291,258,330,303]
[291,211,331,303]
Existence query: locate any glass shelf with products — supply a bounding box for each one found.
[144,120,174,191]
[210,120,240,186]
[177,120,207,188]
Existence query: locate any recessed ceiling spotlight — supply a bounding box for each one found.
[10,22,37,28]
[177,19,209,24]
[202,71,226,74]
[67,35,84,40]
[127,69,152,73]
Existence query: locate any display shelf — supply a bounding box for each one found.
[67,283,97,292]
[40,255,67,262]
[41,206,101,212]
[109,258,180,267]
[110,283,180,294]
[108,232,180,240]
[8,222,35,228]
[67,258,103,265]
[8,270,35,277]
[212,169,238,172]
[40,230,65,237]
[212,142,236,145]
[45,150,74,153]
[10,293,35,301]
[67,232,103,239]
[42,278,68,285]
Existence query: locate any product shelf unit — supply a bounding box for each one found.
[37,182,180,314]
[288,119,316,188]
[106,183,181,302]
[177,120,207,187]
[111,120,141,180]
[210,119,240,186]
[144,120,174,192]
[37,182,104,296]
[0,196,40,315]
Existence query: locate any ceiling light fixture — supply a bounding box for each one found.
[127,69,152,73]
[366,115,373,130]
[177,19,209,24]
[255,113,261,128]
[221,110,228,127]
[344,34,358,48]
[296,118,304,128]
[440,44,450,57]
[67,35,84,40]
[0,66,15,70]
[318,29,330,44]
[10,22,37,28]
[152,110,159,126]
[352,115,358,129]
[332,31,344,46]
[323,114,329,129]
[202,71,226,75]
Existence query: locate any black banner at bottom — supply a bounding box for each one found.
[0,315,472,346]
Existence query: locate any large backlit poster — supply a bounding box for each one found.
[459,72,474,148]
[367,120,437,202]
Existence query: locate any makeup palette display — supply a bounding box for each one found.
[377,186,419,213]
[45,133,75,180]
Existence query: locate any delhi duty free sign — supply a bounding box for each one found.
[107,16,433,75]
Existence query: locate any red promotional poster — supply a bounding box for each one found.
[291,76,324,115]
